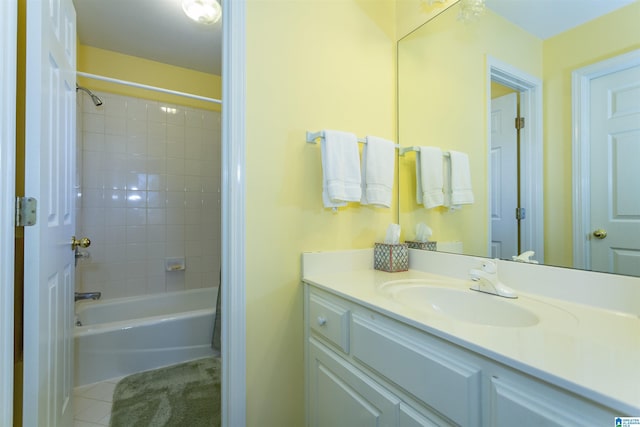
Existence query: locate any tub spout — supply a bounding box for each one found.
[75,291,101,302]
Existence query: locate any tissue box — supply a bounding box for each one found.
[405,240,437,251]
[374,243,409,272]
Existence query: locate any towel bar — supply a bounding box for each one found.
[399,146,451,157]
[306,130,400,148]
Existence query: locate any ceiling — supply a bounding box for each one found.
[73,0,636,77]
[485,0,637,40]
[73,0,222,75]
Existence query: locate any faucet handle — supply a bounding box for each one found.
[480,259,497,273]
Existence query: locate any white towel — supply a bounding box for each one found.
[361,136,395,208]
[321,130,362,208]
[447,150,474,207]
[416,147,444,209]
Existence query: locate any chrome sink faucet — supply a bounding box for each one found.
[469,259,517,299]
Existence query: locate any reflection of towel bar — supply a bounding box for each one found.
[399,146,451,157]
[306,130,400,148]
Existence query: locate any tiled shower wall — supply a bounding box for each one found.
[76,90,221,299]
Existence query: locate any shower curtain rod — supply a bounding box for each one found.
[76,72,222,105]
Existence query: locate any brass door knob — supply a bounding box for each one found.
[71,236,91,250]
[592,229,607,240]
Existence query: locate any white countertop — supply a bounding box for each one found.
[302,267,640,415]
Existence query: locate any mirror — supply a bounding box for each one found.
[398,0,640,277]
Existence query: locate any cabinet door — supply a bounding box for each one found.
[490,376,615,427]
[309,339,400,427]
[399,403,441,427]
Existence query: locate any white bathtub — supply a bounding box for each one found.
[74,287,217,386]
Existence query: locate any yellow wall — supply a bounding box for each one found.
[491,81,516,99]
[397,6,542,256]
[245,0,396,425]
[77,45,222,111]
[396,0,457,40]
[542,1,640,267]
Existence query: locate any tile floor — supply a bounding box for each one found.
[73,377,121,427]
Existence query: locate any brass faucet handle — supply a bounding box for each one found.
[71,236,91,250]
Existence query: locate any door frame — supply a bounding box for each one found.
[572,49,640,270]
[222,1,247,426]
[0,0,17,425]
[486,56,544,262]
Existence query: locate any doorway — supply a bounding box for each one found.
[490,88,519,259]
[487,56,544,263]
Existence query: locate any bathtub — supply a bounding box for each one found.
[74,287,217,386]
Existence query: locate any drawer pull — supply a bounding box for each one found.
[317,316,327,326]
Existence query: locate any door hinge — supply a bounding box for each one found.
[515,117,525,130]
[16,197,37,227]
[515,207,526,221]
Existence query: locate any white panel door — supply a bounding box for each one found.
[490,93,518,259]
[23,0,77,425]
[589,63,640,276]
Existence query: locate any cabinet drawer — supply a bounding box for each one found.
[351,313,481,427]
[309,292,350,353]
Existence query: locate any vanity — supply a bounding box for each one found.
[302,249,640,426]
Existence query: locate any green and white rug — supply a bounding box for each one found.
[110,357,221,427]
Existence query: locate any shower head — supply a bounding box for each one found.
[76,84,103,106]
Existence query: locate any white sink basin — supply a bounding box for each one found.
[380,280,539,327]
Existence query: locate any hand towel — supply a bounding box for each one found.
[447,150,474,207]
[361,136,395,208]
[416,147,444,209]
[321,130,362,208]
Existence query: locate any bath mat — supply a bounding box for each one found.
[109,357,221,427]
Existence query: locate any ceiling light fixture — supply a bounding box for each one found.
[458,0,485,22]
[181,0,222,25]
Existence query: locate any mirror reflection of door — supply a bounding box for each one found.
[588,60,640,276]
[490,84,520,260]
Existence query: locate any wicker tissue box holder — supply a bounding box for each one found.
[374,243,409,272]
[405,240,437,251]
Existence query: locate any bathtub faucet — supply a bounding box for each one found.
[75,291,101,302]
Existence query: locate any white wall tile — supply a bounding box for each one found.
[185,109,202,128]
[105,209,126,226]
[166,191,185,208]
[105,134,126,153]
[185,159,202,176]
[146,191,165,209]
[166,175,185,192]
[166,159,185,176]
[104,190,126,208]
[146,225,166,243]
[104,170,126,191]
[126,208,146,226]
[148,102,166,123]
[126,98,147,121]
[166,272,186,292]
[84,114,105,133]
[147,208,166,225]
[166,208,185,225]
[146,157,166,174]
[166,107,185,126]
[77,91,221,298]
[167,124,185,142]
[104,116,126,136]
[146,243,166,260]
